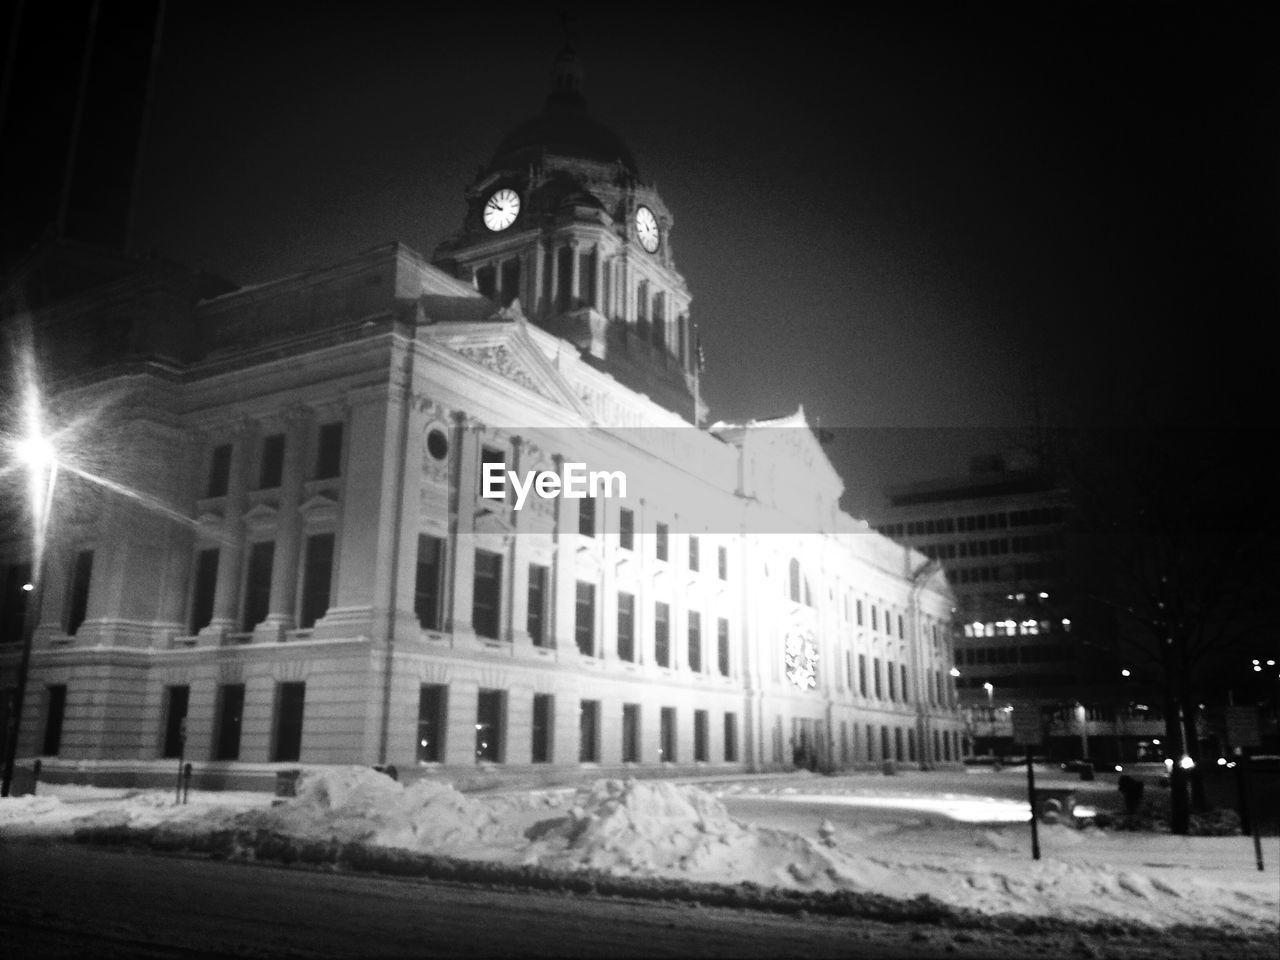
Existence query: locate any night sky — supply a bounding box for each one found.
[13,3,1280,515]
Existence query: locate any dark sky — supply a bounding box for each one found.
[24,3,1280,514]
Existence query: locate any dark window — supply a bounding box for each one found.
[858,654,868,696]
[617,591,635,662]
[557,246,573,312]
[898,614,905,639]
[687,610,702,672]
[717,617,730,676]
[579,699,599,762]
[888,662,897,701]
[575,581,595,655]
[207,444,232,497]
[190,548,219,634]
[901,664,910,703]
[214,684,245,760]
[856,599,864,626]
[415,535,443,630]
[724,712,738,763]
[259,433,285,489]
[622,703,640,762]
[243,541,274,632]
[476,264,496,300]
[873,657,883,699]
[42,685,67,755]
[315,423,343,479]
[273,682,306,761]
[480,446,506,501]
[475,689,502,762]
[619,508,634,551]
[578,249,596,307]
[659,706,676,762]
[688,535,699,572]
[717,546,728,581]
[66,549,93,635]
[871,605,879,631]
[500,258,521,307]
[527,564,548,646]
[1,561,32,644]
[694,709,709,762]
[299,533,334,629]
[472,550,502,640]
[655,522,668,561]
[654,601,670,667]
[161,685,189,758]
[417,684,446,762]
[531,693,552,763]
[426,428,449,460]
[636,279,649,339]
[578,495,595,537]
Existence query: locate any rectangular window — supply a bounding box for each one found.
[500,258,521,308]
[688,535,700,572]
[871,605,878,632]
[578,495,596,537]
[622,703,640,762]
[660,706,677,762]
[575,581,596,656]
[1,560,32,644]
[888,662,897,701]
[694,709,709,762]
[687,610,702,672]
[898,614,905,639]
[190,548,219,634]
[527,563,549,645]
[873,657,883,699]
[214,683,245,760]
[243,541,274,632]
[531,693,552,763]
[207,444,232,497]
[579,699,600,762]
[315,422,343,480]
[472,550,502,640]
[579,249,596,307]
[480,446,506,500]
[415,535,443,630]
[856,599,864,626]
[299,533,334,629]
[558,246,573,312]
[66,549,93,635]
[417,684,446,762]
[617,591,635,662]
[717,617,730,676]
[42,684,67,755]
[654,601,670,667]
[618,507,634,551]
[901,664,910,703]
[259,433,285,489]
[273,681,306,761]
[655,522,669,562]
[476,264,496,300]
[717,545,728,581]
[475,689,502,762]
[162,685,189,758]
[723,712,738,762]
[858,653,868,696]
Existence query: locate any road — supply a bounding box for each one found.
[1,842,1273,959]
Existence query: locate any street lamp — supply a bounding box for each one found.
[983,681,994,707]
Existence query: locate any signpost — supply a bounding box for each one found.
[1225,705,1264,872]
[1012,708,1042,861]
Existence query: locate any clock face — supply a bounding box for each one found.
[483,188,520,231]
[635,205,659,252]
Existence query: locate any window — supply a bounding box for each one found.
[659,706,676,762]
[873,657,883,699]
[888,662,897,701]
[655,522,669,561]
[856,599,864,626]
[575,581,596,655]
[531,693,552,763]
[162,685,189,758]
[42,685,67,755]
[476,264,496,299]
[622,703,640,762]
[901,664,910,703]
[472,550,502,639]
[898,615,904,639]
[717,617,730,676]
[259,433,285,489]
[723,712,738,762]
[527,564,549,646]
[619,507,634,551]
[500,258,521,308]
[858,654,868,696]
[243,541,274,632]
[273,682,306,761]
[578,495,596,538]
[299,533,334,629]
[617,591,635,662]
[480,446,506,500]
[871,605,879,631]
[207,444,232,497]
[417,685,446,762]
[214,684,245,760]
[66,549,93,635]
[717,545,728,581]
[315,422,343,480]
[688,535,700,572]
[579,699,600,762]
[687,610,702,672]
[415,535,443,630]
[694,709,709,762]
[475,689,502,762]
[654,601,670,667]
[190,548,219,634]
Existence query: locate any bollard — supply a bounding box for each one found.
[182,762,193,804]
[32,758,41,796]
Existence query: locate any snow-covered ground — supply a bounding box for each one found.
[2,768,1275,934]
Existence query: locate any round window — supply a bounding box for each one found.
[426,428,449,460]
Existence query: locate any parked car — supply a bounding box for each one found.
[1060,759,1095,774]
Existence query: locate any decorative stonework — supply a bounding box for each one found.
[784,623,819,691]
[457,345,548,399]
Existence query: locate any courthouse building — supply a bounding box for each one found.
[0,49,962,787]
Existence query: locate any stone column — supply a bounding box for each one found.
[447,418,481,635]
[262,408,309,637]
[207,421,253,637]
[569,239,581,308]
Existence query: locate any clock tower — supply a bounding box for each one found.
[433,45,702,421]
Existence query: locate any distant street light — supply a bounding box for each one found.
[949,667,961,677]
[1121,668,1131,677]
[983,682,994,710]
